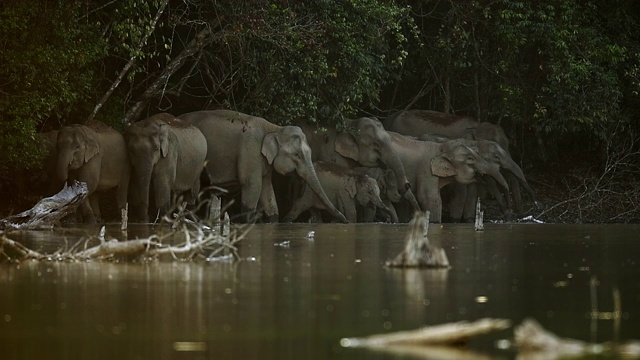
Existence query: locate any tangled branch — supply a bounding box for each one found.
[0,197,252,263]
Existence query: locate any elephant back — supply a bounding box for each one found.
[386,110,479,138]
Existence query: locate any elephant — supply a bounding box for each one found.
[419,133,534,222]
[300,117,421,212]
[389,132,509,223]
[353,166,402,223]
[124,113,208,222]
[385,109,534,215]
[55,120,130,223]
[282,161,391,223]
[178,109,348,223]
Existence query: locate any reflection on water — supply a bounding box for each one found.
[1,223,640,359]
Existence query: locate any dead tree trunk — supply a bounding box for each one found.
[0,181,88,230]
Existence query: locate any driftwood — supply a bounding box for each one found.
[341,318,511,348]
[515,318,640,360]
[0,181,88,230]
[385,211,450,268]
[0,204,252,262]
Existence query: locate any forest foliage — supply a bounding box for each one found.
[1,0,639,178]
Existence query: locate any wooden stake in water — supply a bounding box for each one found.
[474,198,484,231]
[208,195,221,225]
[121,203,128,232]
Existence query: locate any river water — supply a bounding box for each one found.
[1,223,639,359]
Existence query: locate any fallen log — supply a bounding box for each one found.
[515,318,640,360]
[385,211,450,268]
[341,318,511,348]
[0,181,87,230]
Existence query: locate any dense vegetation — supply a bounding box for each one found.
[1,0,639,222]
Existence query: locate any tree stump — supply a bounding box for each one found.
[385,211,450,268]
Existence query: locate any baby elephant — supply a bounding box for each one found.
[353,167,402,223]
[282,161,391,223]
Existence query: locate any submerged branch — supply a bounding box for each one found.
[0,196,251,262]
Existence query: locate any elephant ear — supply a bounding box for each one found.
[431,154,457,178]
[346,176,357,198]
[159,123,170,158]
[262,132,279,164]
[335,132,359,161]
[82,129,100,163]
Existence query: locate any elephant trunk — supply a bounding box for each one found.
[299,163,348,223]
[373,196,393,216]
[481,163,509,191]
[131,158,153,222]
[403,189,421,211]
[380,142,412,195]
[503,157,536,199]
[56,149,73,182]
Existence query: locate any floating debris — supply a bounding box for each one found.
[519,215,544,224]
[274,240,291,247]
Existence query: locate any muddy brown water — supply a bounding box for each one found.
[1,223,640,359]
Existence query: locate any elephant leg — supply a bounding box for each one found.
[259,174,279,223]
[89,193,102,222]
[359,206,376,222]
[239,172,262,222]
[116,168,130,214]
[385,200,399,223]
[340,198,357,223]
[282,187,313,223]
[462,183,478,223]
[448,183,468,222]
[78,197,96,224]
[510,173,524,216]
[420,185,442,223]
[153,174,172,217]
[484,177,511,220]
[415,180,443,222]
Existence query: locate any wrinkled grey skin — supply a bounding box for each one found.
[385,109,535,215]
[419,133,535,222]
[55,121,130,223]
[282,161,391,223]
[179,110,347,223]
[389,132,509,223]
[125,113,207,222]
[353,167,402,223]
[301,117,421,212]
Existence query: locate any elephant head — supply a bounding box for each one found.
[475,140,534,196]
[335,117,411,191]
[348,173,391,214]
[124,115,174,221]
[263,126,347,222]
[56,125,99,182]
[360,167,402,204]
[432,140,509,190]
[334,117,421,211]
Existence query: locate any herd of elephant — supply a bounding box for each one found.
[38,109,536,224]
